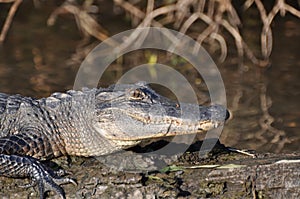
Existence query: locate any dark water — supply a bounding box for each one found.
[0,1,299,153]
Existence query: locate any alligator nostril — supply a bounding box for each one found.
[225,110,231,120]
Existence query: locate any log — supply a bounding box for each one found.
[0,139,299,198]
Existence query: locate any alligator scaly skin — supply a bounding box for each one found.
[0,90,98,199]
[0,82,229,198]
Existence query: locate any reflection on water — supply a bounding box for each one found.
[0,1,299,153]
[0,1,80,96]
[220,15,300,153]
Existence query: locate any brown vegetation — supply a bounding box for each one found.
[1,0,300,65]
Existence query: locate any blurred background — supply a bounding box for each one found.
[0,0,299,153]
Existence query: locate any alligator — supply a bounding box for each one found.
[0,82,229,198]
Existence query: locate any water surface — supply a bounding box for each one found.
[0,1,299,153]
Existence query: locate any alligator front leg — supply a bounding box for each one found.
[0,130,76,198]
[0,154,76,199]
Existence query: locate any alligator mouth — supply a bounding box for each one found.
[102,123,219,141]
[99,111,225,141]
[126,112,221,130]
[95,103,229,142]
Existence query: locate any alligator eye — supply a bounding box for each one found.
[130,89,145,100]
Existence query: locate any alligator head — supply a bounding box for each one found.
[93,82,229,151]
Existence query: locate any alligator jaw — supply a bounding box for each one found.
[96,104,228,141]
[95,82,229,144]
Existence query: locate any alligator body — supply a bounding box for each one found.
[0,82,229,198]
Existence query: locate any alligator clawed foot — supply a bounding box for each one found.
[0,154,76,199]
[26,166,77,199]
[35,175,76,199]
[27,162,77,199]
